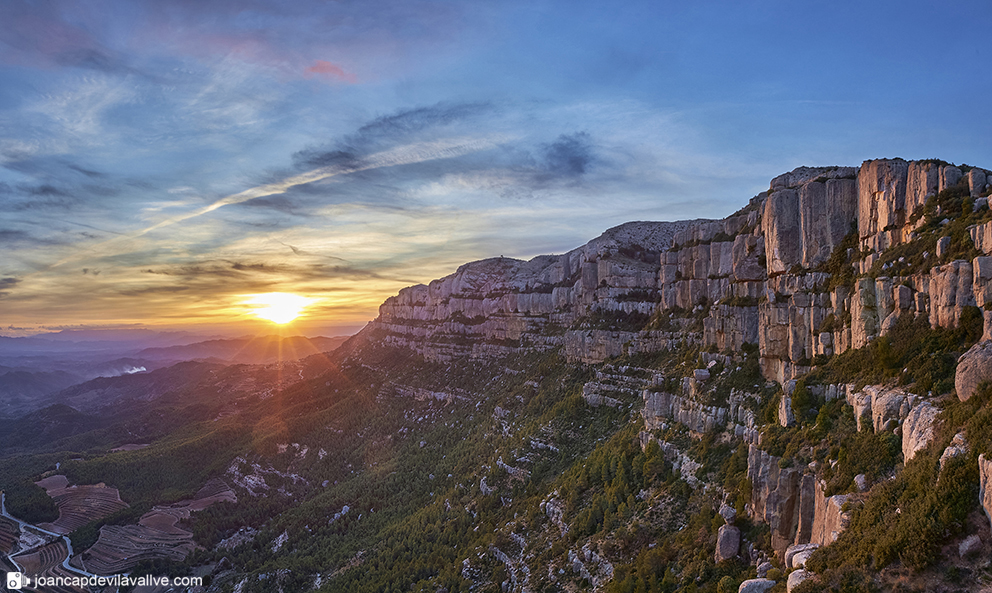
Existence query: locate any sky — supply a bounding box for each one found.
[2,0,991,337]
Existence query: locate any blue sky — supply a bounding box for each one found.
[1,0,991,335]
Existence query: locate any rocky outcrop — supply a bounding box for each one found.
[956,341,992,401]
[845,385,916,433]
[715,524,740,562]
[972,220,992,255]
[372,220,692,362]
[641,383,759,443]
[940,432,969,470]
[902,401,939,462]
[974,257,992,308]
[638,432,702,487]
[582,383,622,408]
[940,165,963,192]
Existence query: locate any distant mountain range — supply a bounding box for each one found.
[0,334,349,419]
[135,335,350,365]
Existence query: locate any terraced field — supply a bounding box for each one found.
[73,524,196,575]
[75,478,236,575]
[35,475,129,535]
[0,515,19,554]
[12,540,86,593]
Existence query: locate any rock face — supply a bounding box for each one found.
[980,455,992,532]
[902,401,939,462]
[956,341,992,401]
[858,159,909,253]
[748,445,802,555]
[715,524,740,562]
[809,481,850,546]
[371,220,694,362]
[747,444,851,557]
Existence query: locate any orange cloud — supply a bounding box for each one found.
[304,60,357,83]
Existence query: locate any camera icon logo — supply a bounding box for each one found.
[6,572,29,590]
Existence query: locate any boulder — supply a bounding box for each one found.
[756,561,773,578]
[902,401,939,462]
[715,524,740,562]
[719,502,737,525]
[854,474,868,492]
[785,543,819,569]
[870,387,910,432]
[956,341,992,402]
[787,569,813,593]
[936,236,951,259]
[940,165,963,192]
[738,579,776,593]
[959,534,982,558]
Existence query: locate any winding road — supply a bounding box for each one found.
[1,491,98,579]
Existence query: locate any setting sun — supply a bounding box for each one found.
[243,293,314,324]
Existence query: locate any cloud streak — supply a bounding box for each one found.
[49,134,510,268]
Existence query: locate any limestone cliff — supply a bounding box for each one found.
[364,158,990,388]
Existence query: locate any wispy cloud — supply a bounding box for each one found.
[304,60,356,83]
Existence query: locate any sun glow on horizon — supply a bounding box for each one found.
[243,293,315,324]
